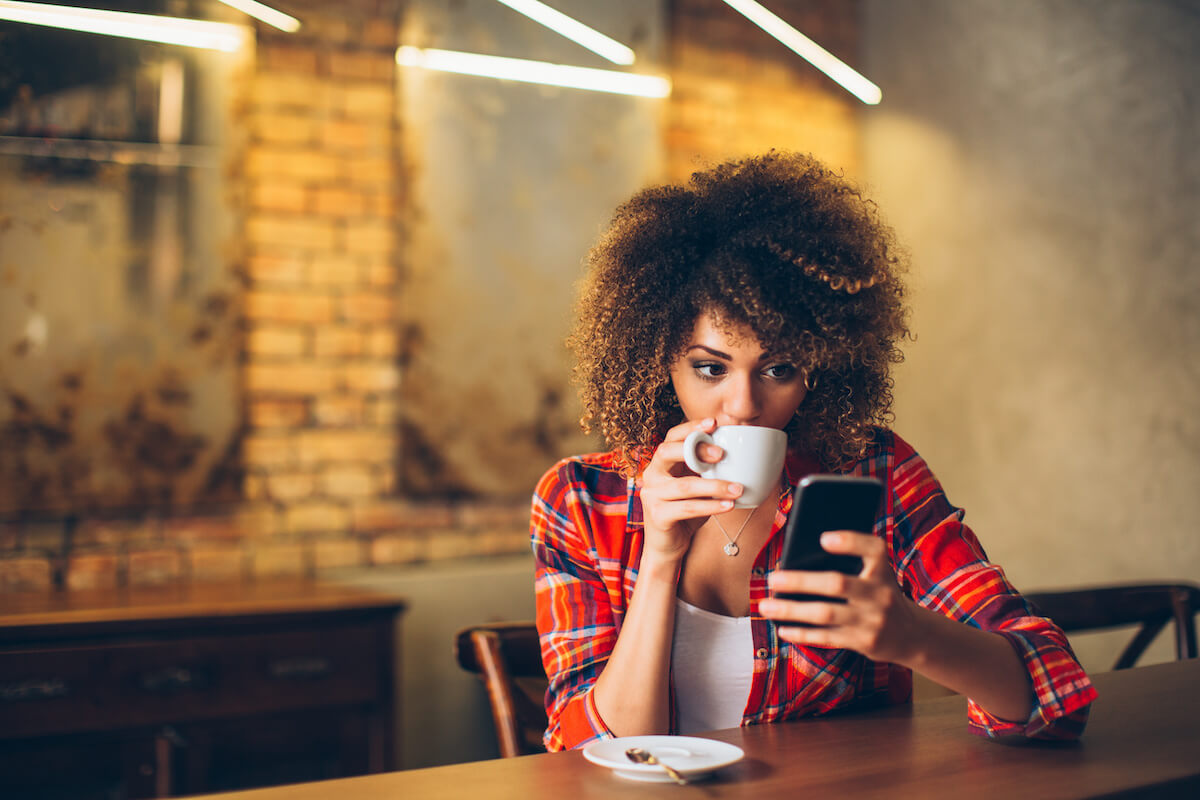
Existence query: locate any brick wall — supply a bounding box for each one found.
[0,1,861,592]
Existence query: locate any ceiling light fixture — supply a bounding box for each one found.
[721,0,881,105]
[216,0,300,33]
[0,0,246,51]
[492,0,634,65]
[396,47,670,98]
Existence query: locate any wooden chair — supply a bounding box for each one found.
[454,621,549,758]
[1023,582,1200,670]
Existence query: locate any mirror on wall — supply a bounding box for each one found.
[0,3,246,517]
[397,0,667,498]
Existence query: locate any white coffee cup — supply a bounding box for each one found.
[682,425,788,508]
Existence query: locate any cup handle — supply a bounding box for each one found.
[682,430,714,475]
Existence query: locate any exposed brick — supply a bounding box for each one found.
[342,219,395,255]
[162,514,243,544]
[360,18,399,50]
[266,472,318,502]
[340,84,394,119]
[252,541,310,578]
[313,395,365,427]
[128,548,183,587]
[73,519,159,548]
[428,529,485,561]
[353,500,454,533]
[366,397,400,427]
[369,532,427,565]
[308,255,364,286]
[364,328,398,358]
[312,186,367,217]
[251,73,334,112]
[326,51,394,81]
[251,112,318,147]
[320,119,376,152]
[341,362,400,393]
[245,149,340,183]
[235,505,281,539]
[248,398,310,428]
[246,326,308,357]
[245,253,307,284]
[341,292,394,323]
[345,156,394,188]
[249,181,308,212]
[259,44,319,74]
[314,536,366,570]
[314,326,364,358]
[284,501,350,534]
[297,429,396,465]
[190,545,247,582]
[319,465,376,499]
[364,260,398,287]
[246,217,339,251]
[242,433,297,469]
[456,502,530,529]
[66,552,123,591]
[0,556,53,591]
[245,363,339,395]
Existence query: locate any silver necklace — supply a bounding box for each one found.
[711,503,759,557]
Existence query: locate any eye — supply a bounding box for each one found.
[693,361,726,379]
[763,363,797,381]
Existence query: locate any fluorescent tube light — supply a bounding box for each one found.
[721,0,881,105]
[0,0,246,51]
[216,0,300,33]
[492,0,634,65]
[396,47,670,98]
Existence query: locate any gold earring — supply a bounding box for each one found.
[804,371,817,392]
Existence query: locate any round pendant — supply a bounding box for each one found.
[723,541,739,556]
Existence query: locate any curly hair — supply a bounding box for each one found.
[567,151,910,474]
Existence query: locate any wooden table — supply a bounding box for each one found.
[0,580,406,798]
[179,658,1199,799]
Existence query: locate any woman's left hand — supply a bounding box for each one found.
[758,531,924,666]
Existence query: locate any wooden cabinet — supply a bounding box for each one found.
[0,581,405,799]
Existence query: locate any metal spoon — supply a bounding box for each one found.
[625,746,689,785]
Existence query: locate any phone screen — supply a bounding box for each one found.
[775,475,884,604]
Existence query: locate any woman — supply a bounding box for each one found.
[530,152,1095,751]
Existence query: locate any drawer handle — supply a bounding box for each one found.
[140,666,210,694]
[1,678,69,703]
[268,656,332,680]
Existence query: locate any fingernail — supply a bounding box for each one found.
[820,532,839,546]
[729,483,743,496]
[720,500,734,509]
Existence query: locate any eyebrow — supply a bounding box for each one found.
[685,345,773,362]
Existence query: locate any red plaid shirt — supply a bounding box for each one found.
[531,430,1096,751]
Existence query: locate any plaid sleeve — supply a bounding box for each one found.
[530,458,620,751]
[888,437,1097,740]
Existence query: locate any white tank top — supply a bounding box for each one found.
[671,597,754,734]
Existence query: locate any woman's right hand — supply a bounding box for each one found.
[637,417,745,562]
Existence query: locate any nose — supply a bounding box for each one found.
[720,371,761,425]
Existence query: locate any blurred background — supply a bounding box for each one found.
[1,0,1197,774]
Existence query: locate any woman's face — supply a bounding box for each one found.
[669,312,808,430]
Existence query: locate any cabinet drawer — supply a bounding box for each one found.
[1,622,387,738]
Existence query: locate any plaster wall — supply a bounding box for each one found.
[862,1,1199,666]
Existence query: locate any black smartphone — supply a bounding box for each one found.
[775,475,884,604]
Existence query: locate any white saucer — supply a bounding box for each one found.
[582,735,745,783]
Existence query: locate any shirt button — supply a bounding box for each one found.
[756,648,769,660]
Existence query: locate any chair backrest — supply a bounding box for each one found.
[454,621,548,758]
[1023,582,1200,670]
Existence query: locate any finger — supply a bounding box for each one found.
[662,416,718,443]
[819,531,888,577]
[759,596,853,629]
[651,476,743,503]
[775,621,846,648]
[767,568,853,600]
